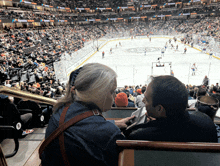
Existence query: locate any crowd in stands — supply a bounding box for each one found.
[0,25,106,98]
[0,9,70,21]
[0,0,220,164]
[0,16,219,100]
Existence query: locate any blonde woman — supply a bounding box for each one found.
[40,63,134,166]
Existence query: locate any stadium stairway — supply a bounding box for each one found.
[97,25,106,35]
[1,127,46,166]
[111,24,118,33]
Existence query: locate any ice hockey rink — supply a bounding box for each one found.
[58,36,220,87]
[78,36,220,87]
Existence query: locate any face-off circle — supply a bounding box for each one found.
[126,47,161,53]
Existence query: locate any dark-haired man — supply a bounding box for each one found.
[125,76,217,142]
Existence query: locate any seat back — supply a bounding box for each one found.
[17,100,41,113]
[0,101,21,125]
[103,107,137,118]
[117,140,220,166]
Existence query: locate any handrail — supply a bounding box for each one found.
[116,140,220,152]
[0,86,57,106]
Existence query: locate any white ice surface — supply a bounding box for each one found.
[82,37,220,87]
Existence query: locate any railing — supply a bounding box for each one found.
[0,86,56,106]
[117,140,220,166]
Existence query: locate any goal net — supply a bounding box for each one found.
[151,62,172,76]
[146,62,172,84]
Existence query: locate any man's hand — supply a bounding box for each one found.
[114,115,136,129]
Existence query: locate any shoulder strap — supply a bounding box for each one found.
[58,104,71,166]
[39,105,101,161]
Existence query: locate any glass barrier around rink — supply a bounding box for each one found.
[53,38,108,83]
[53,30,220,85]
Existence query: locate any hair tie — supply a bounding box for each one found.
[70,67,83,86]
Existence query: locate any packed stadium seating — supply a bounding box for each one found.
[0,0,220,165]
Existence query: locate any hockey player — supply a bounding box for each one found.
[183,47,187,54]
[161,47,165,57]
[176,45,178,51]
[102,51,105,59]
[169,39,171,44]
[116,44,117,48]
[165,42,168,50]
[149,37,151,42]
[156,57,162,67]
[144,48,147,56]
[171,44,174,50]
[110,48,112,54]
[119,42,121,46]
[209,51,213,59]
[191,63,197,76]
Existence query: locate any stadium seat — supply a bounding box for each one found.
[0,115,21,158]
[0,145,7,166]
[0,125,20,158]
[0,102,24,133]
[117,140,220,166]
[17,100,45,127]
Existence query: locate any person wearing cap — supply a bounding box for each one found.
[125,75,217,142]
[114,92,135,107]
[195,95,220,142]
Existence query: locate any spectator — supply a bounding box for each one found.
[129,85,134,95]
[124,75,217,142]
[123,85,130,94]
[134,86,146,108]
[196,95,220,141]
[41,63,134,166]
[114,92,135,107]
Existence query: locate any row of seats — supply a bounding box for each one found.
[0,86,54,159]
[1,105,220,165]
[1,86,220,165]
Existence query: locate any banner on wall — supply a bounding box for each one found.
[40,19,50,22]
[140,5,151,7]
[12,19,27,23]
